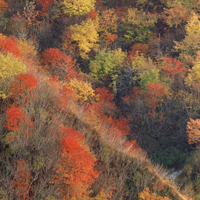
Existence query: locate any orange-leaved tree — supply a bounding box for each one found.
[111,116,130,137]
[36,0,54,15]
[41,48,76,80]
[164,57,185,78]
[87,9,97,20]
[11,73,38,104]
[98,8,118,45]
[187,118,200,147]
[10,158,32,200]
[5,106,25,132]
[54,126,100,199]
[0,34,22,58]
[0,0,8,14]
[143,82,168,116]
[16,39,37,62]
[94,87,116,116]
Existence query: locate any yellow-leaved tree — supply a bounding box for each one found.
[69,18,99,59]
[174,12,200,66]
[16,39,37,62]
[54,0,95,17]
[139,187,170,200]
[185,51,200,90]
[0,53,27,99]
[68,78,98,103]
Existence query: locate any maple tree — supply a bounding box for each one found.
[111,116,130,136]
[164,57,185,78]
[61,27,78,57]
[36,0,54,15]
[1,0,199,199]
[54,126,100,199]
[160,57,186,90]
[10,159,32,200]
[5,106,25,132]
[10,73,38,103]
[127,43,150,61]
[122,86,142,106]
[7,15,27,39]
[87,9,97,20]
[143,82,168,115]
[95,87,114,103]
[41,48,73,67]
[56,84,78,111]
[94,87,117,116]
[0,34,22,58]
[41,48,75,79]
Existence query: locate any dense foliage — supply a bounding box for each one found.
[1,0,200,199]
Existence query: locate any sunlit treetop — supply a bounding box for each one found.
[174,12,200,65]
[0,53,27,99]
[54,0,96,17]
[70,18,99,59]
[89,48,126,83]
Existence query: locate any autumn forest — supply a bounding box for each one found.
[1,0,200,199]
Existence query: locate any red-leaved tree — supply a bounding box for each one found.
[10,158,32,200]
[164,57,185,78]
[36,0,54,15]
[87,9,97,20]
[144,82,168,115]
[54,126,100,199]
[0,34,22,58]
[11,73,38,103]
[5,106,25,132]
[41,48,76,80]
